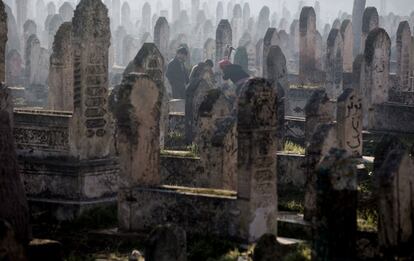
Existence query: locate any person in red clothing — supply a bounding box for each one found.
[218,59,250,91]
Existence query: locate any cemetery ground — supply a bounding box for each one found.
[29,139,380,261]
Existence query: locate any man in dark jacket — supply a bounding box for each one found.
[166,47,189,99]
[219,59,250,95]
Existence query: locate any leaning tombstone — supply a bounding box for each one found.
[325,29,344,100]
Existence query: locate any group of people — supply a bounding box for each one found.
[166,47,250,100]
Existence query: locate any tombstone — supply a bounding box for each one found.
[114,26,127,66]
[141,2,151,34]
[71,0,112,159]
[362,28,391,127]
[111,0,120,29]
[48,22,73,111]
[172,0,180,23]
[242,3,250,32]
[122,35,139,66]
[337,88,363,157]
[5,49,23,87]
[375,143,414,257]
[256,6,270,40]
[216,2,223,25]
[124,43,166,149]
[196,89,236,190]
[15,0,28,35]
[255,39,264,77]
[234,46,248,72]
[25,34,49,106]
[48,14,64,50]
[121,2,131,29]
[203,38,215,61]
[352,0,366,57]
[325,29,344,100]
[47,1,56,15]
[245,41,257,75]
[299,7,317,83]
[237,78,278,242]
[239,32,251,47]
[114,73,162,188]
[304,123,338,222]
[315,31,324,72]
[396,21,412,93]
[5,4,20,53]
[203,20,214,41]
[313,148,357,261]
[0,1,6,83]
[35,0,46,30]
[340,20,354,73]
[231,4,242,47]
[361,7,379,53]
[59,2,74,22]
[22,19,36,58]
[215,19,232,67]
[0,83,31,244]
[154,17,169,60]
[185,64,214,144]
[290,19,300,57]
[191,0,200,25]
[266,46,288,151]
[262,28,279,79]
[145,224,187,261]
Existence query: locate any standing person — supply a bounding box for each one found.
[166,47,189,99]
[219,59,250,92]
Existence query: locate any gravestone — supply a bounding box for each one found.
[0,83,31,244]
[216,2,223,25]
[122,35,139,66]
[48,14,64,50]
[196,89,236,190]
[256,6,270,41]
[237,78,278,242]
[71,0,112,159]
[25,34,49,106]
[267,46,288,150]
[47,1,56,15]
[114,26,127,66]
[337,88,363,157]
[5,49,23,86]
[203,38,215,61]
[124,43,166,149]
[299,7,317,83]
[48,22,73,111]
[304,123,338,222]
[396,21,412,92]
[341,19,353,72]
[141,2,151,34]
[22,19,36,58]
[111,0,120,29]
[262,28,279,79]
[59,2,74,22]
[5,4,19,53]
[114,73,162,188]
[172,0,180,23]
[15,0,27,35]
[375,143,414,257]
[0,0,6,83]
[242,3,250,32]
[256,39,264,77]
[360,7,379,53]
[145,224,187,261]
[215,19,232,70]
[352,0,366,56]
[325,29,344,100]
[185,65,214,144]
[231,4,242,47]
[121,2,131,30]
[234,46,248,72]
[363,28,390,127]
[313,148,357,261]
[154,17,170,60]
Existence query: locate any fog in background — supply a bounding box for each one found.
[7,0,414,28]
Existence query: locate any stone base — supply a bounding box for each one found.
[118,186,242,239]
[29,196,116,221]
[19,156,119,220]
